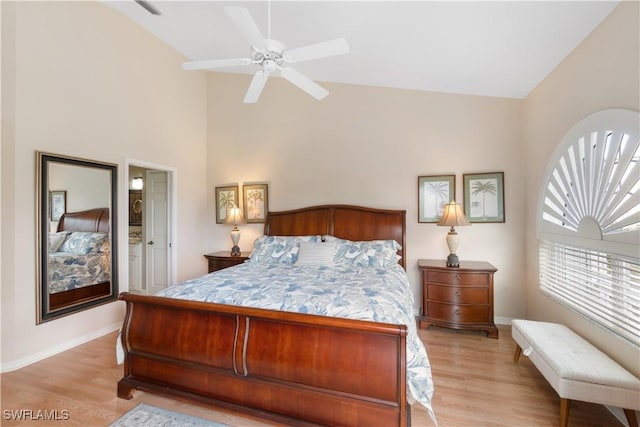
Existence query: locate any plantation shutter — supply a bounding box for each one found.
[539,240,640,344]
[537,109,640,346]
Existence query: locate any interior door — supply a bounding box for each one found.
[145,170,169,293]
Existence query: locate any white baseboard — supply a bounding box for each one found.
[495,316,515,325]
[0,322,121,373]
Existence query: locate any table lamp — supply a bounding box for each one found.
[437,201,471,267]
[225,205,245,256]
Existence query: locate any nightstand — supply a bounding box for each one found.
[204,251,250,273]
[418,259,498,338]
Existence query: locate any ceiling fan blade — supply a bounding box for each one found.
[283,38,349,63]
[182,58,252,71]
[280,68,329,100]
[244,70,269,103]
[225,7,267,51]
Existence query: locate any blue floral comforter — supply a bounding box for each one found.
[157,261,435,420]
[48,252,110,293]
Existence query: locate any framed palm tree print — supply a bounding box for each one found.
[463,172,505,223]
[215,185,239,224]
[418,175,455,223]
[243,183,268,223]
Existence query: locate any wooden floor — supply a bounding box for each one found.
[1,324,625,426]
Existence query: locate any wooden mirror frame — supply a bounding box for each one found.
[36,152,118,323]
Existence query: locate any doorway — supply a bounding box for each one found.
[126,161,176,294]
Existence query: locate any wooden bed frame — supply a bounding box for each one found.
[118,205,410,426]
[50,208,111,310]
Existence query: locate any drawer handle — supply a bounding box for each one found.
[455,291,461,297]
[455,274,461,281]
[454,309,461,316]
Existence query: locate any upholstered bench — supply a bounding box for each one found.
[512,319,640,427]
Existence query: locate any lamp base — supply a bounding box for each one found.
[446,253,460,268]
[230,228,241,256]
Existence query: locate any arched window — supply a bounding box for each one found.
[537,109,639,346]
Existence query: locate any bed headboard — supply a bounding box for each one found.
[57,208,110,233]
[264,205,406,269]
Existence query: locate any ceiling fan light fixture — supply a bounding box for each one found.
[262,60,278,73]
[250,40,285,65]
[181,6,348,103]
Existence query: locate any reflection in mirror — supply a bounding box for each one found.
[36,152,118,323]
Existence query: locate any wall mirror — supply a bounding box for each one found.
[36,152,118,323]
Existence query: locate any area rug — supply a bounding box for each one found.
[110,403,232,427]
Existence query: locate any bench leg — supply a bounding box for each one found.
[560,398,571,427]
[624,408,638,427]
[513,344,522,363]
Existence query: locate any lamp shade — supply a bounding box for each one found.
[225,206,245,226]
[437,201,470,227]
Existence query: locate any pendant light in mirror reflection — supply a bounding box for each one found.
[131,176,143,190]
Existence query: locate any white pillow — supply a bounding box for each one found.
[296,241,337,266]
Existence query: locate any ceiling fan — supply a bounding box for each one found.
[181,6,349,103]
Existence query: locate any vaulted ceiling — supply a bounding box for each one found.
[103,1,619,99]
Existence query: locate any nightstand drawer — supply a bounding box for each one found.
[208,258,243,271]
[426,284,488,304]
[426,302,489,324]
[204,251,250,273]
[425,270,490,287]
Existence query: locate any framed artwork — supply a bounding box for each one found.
[215,185,239,224]
[463,172,505,223]
[418,175,455,223]
[129,190,143,226]
[243,183,269,223]
[50,190,67,222]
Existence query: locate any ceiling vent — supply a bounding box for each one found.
[135,0,161,16]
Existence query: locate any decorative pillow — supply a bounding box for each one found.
[325,236,402,268]
[59,232,109,255]
[296,241,337,266]
[48,231,70,253]
[249,235,320,264]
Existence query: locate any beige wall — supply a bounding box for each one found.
[1,1,208,369]
[2,0,636,377]
[206,73,525,320]
[523,1,639,375]
[49,162,111,213]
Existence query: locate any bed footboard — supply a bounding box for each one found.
[118,292,409,426]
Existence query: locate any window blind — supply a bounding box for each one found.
[539,239,640,346]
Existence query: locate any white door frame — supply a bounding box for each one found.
[123,158,177,291]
